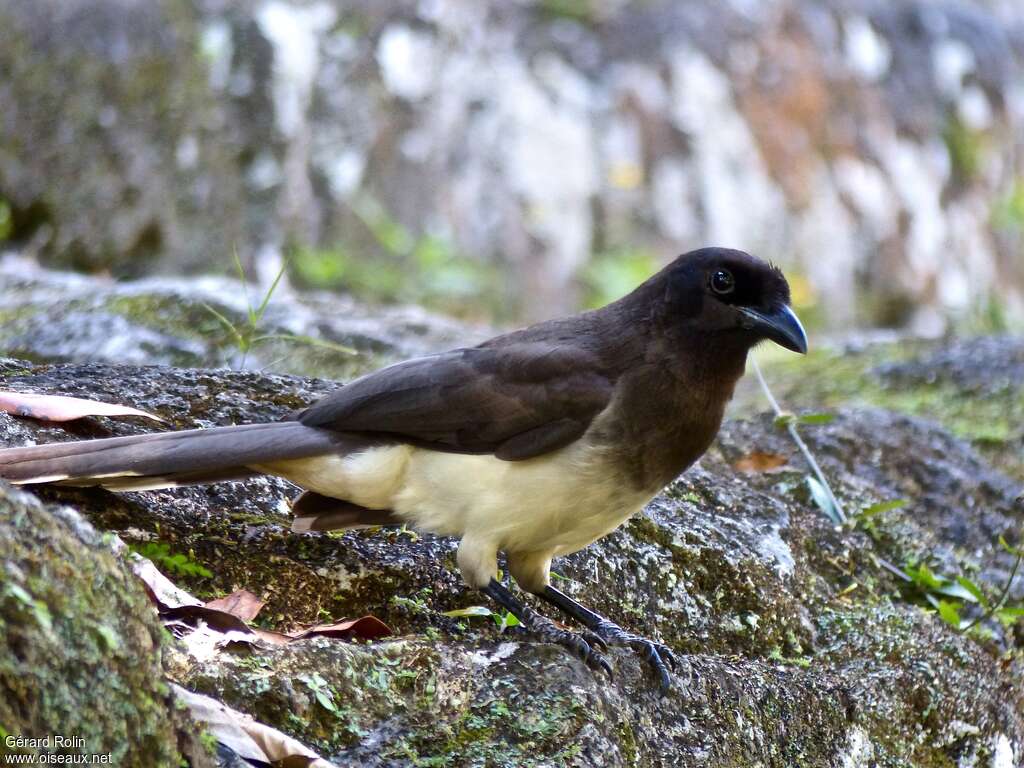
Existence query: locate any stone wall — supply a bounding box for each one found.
[1,0,1022,328]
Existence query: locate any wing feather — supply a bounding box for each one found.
[298,344,613,459]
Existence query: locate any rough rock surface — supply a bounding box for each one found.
[0,482,212,767]
[1,0,1022,327]
[739,333,1024,482]
[2,346,1022,766]
[0,255,486,379]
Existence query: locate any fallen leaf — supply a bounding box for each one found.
[733,451,789,473]
[172,684,336,768]
[0,391,164,423]
[205,589,265,623]
[290,616,392,642]
[130,553,390,651]
[442,605,494,618]
[129,554,202,611]
[160,604,254,636]
[251,627,295,646]
[175,622,256,661]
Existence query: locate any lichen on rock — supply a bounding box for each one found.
[0,485,208,767]
[2,343,1022,766]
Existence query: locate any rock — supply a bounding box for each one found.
[1,0,1022,328]
[0,256,487,380]
[0,483,211,767]
[742,334,1024,481]
[2,350,1022,766]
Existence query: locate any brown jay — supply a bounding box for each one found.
[0,247,806,690]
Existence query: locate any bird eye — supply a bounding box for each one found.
[710,269,735,295]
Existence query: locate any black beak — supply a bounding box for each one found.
[738,304,808,354]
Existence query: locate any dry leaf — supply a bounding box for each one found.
[129,554,202,611]
[252,616,393,646]
[172,684,336,768]
[176,622,256,662]
[160,604,254,636]
[291,616,392,642]
[732,451,789,473]
[131,553,391,652]
[0,391,164,423]
[251,627,295,646]
[205,589,265,623]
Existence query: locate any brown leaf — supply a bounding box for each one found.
[0,391,164,423]
[172,684,337,768]
[291,616,393,642]
[732,451,789,473]
[160,604,254,636]
[132,552,390,651]
[250,628,294,646]
[205,589,265,623]
[129,554,202,611]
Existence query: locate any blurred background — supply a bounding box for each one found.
[1,0,1022,335]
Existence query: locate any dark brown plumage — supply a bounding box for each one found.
[0,247,806,689]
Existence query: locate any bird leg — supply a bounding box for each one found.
[480,578,612,678]
[539,584,677,692]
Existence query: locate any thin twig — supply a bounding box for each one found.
[752,358,847,523]
[751,358,913,583]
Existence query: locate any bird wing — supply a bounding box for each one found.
[297,343,614,460]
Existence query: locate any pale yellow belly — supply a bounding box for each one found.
[260,441,652,556]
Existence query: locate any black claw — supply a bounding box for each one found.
[662,647,679,672]
[535,586,678,690]
[591,627,677,690]
[595,654,614,680]
[656,662,671,693]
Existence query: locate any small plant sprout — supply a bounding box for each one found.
[130,541,212,579]
[203,249,356,369]
[442,605,521,631]
[751,359,1024,634]
[751,359,845,524]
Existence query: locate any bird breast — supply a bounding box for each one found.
[265,438,656,558]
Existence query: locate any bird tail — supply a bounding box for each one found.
[0,422,354,491]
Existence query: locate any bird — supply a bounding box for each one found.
[0,247,806,690]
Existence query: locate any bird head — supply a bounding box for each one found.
[661,247,808,354]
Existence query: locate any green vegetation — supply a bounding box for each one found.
[130,541,213,579]
[943,112,987,185]
[757,361,1024,637]
[291,196,507,321]
[900,537,1024,633]
[204,251,356,368]
[443,603,522,630]
[757,343,1024,466]
[992,178,1024,232]
[536,0,599,24]
[0,199,11,241]
[581,247,658,309]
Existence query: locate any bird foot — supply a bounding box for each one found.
[587,619,678,692]
[480,578,613,679]
[527,617,613,679]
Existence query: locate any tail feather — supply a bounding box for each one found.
[0,422,358,489]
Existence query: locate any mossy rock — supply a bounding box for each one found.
[743,336,1024,480]
[0,485,202,766]
[0,262,485,381]
[3,356,1023,766]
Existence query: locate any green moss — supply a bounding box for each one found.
[944,113,987,186]
[814,601,1011,767]
[0,489,184,766]
[105,294,225,341]
[755,342,1024,478]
